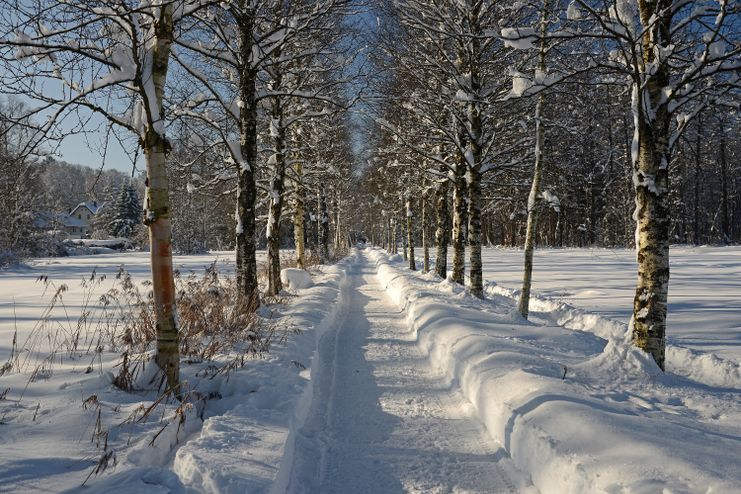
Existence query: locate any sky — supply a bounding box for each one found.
[56,119,140,175]
[43,5,378,176]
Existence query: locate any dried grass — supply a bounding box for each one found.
[0,259,294,486]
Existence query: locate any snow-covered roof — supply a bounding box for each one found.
[70,201,104,215]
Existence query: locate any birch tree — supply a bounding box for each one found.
[509,1,552,319]
[382,0,521,297]
[0,0,213,391]
[503,0,741,369]
[173,0,353,301]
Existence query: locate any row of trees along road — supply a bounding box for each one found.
[0,0,360,394]
[357,0,740,372]
[1,0,739,384]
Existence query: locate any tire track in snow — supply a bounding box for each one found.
[284,251,533,493]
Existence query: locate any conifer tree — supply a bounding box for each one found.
[109,183,142,239]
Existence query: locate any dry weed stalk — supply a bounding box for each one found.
[2,261,290,487]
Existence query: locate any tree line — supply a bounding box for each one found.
[1,0,739,387]
[0,0,361,394]
[353,0,740,372]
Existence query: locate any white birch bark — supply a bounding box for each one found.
[422,195,430,273]
[142,5,180,393]
[407,197,416,270]
[518,4,548,319]
[451,160,467,285]
[293,161,306,269]
[434,177,450,279]
[630,0,673,370]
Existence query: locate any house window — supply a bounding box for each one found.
[78,214,82,219]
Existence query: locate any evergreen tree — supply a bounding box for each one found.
[91,185,118,239]
[108,183,142,239]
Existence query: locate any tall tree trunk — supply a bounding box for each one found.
[632,110,671,371]
[467,168,483,298]
[519,92,545,318]
[451,161,467,285]
[293,162,306,269]
[144,5,179,393]
[236,5,260,308]
[266,96,286,296]
[307,205,317,254]
[144,5,180,396]
[719,119,729,243]
[318,187,329,262]
[401,206,408,262]
[334,192,342,250]
[466,7,485,298]
[386,216,393,254]
[434,177,449,278]
[519,11,547,318]
[422,195,430,273]
[693,116,702,245]
[388,218,393,252]
[631,0,673,370]
[407,197,415,270]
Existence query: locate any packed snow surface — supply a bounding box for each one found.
[1,246,740,493]
[281,254,535,493]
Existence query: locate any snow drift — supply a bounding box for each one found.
[368,248,741,494]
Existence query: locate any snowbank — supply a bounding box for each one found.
[485,282,741,390]
[368,248,741,494]
[67,238,134,249]
[280,268,314,290]
[169,252,356,492]
[473,246,741,363]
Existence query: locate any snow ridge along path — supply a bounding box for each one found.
[282,250,535,494]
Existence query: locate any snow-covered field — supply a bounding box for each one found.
[475,246,741,363]
[0,249,344,493]
[1,246,740,493]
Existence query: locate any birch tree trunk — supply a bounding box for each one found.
[388,217,393,252]
[519,9,547,318]
[693,116,702,245]
[434,177,449,279]
[388,218,393,252]
[236,4,260,308]
[451,161,467,285]
[464,5,484,299]
[719,120,729,243]
[318,187,329,262]
[293,161,306,269]
[391,215,399,255]
[631,0,673,371]
[334,192,342,249]
[467,168,483,298]
[391,217,395,253]
[145,5,179,392]
[401,206,408,262]
[422,195,430,273]
[306,207,316,254]
[266,96,286,296]
[407,197,415,270]
[518,91,545,318]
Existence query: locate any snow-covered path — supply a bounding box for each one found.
[285,252,532,494]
